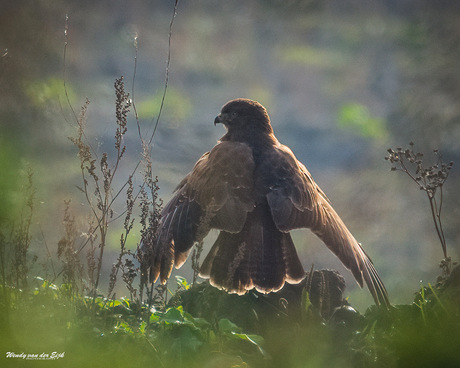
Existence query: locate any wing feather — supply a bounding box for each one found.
[263,144,389,307]
[150,141,256,284]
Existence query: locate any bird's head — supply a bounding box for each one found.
[214,99,273,136]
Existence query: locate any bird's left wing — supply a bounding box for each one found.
[262,144,390,307]
[149,141,256,284]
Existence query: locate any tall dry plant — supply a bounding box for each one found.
[61,0,179,307]
[386,142,455,276]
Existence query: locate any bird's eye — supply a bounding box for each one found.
[231,112,238,118]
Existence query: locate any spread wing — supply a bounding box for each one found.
[262,144,390,307]
[150,141,256,284]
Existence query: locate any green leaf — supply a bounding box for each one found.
[189,317,211,330]
[139,321,147,335]
[175,276,190,290]
[232,333,268,358]
[149,313,161,324]
[107,300,122,308]
[161,307,185,324]
[121,298,130,308]
[170,327,203,355]
[115,321,134,335]
[218,318,242,333]
[301,289,312,317]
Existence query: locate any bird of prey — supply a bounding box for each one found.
[148,98,389,307]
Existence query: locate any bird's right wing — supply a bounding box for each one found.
[149,141,256,284]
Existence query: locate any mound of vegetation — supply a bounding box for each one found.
[1,265,460,367]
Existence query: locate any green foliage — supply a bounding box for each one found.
[1,278,271,367]
[277,45,349,69]
[25,77,77,107]
[338,103,388,140]
[2,271,460,368]
[136,88,192,127]
[176,275,191,291]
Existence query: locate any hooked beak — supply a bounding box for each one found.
[214,113,229,126]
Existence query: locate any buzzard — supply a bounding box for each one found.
[149,98,389,307]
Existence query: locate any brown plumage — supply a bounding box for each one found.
[149,98,390,307]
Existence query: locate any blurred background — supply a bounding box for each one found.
[1,0,459,311]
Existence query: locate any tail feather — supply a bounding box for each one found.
[281,233,306,284]
[199,205,305,294]
[200,231,253,294]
